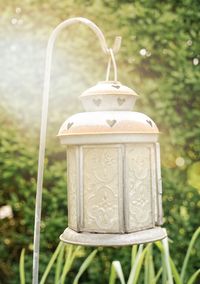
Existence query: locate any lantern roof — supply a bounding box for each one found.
[58,111,159,137]
[80,81,138,97]
[58,81,159,139]
[79,81,139,111]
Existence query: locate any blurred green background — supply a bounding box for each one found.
[0,0,199,283]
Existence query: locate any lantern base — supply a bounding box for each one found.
[60,227,167,247]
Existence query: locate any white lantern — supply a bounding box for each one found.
[58,80,166,246]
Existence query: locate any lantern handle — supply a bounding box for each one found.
[32,17,121,284]
[106,48,118,81]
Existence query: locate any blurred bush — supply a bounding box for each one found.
[0,106,68,283]
[0,0,199,283]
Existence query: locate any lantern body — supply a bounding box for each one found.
[58,81,166,246]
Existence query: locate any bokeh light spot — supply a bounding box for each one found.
[186,39,192,46]
[193,58,199,65]
[139,48,147,56]
[175,157,185,167]
[11,18,18,25]
[4,238,11,245]
[16,7,22,14]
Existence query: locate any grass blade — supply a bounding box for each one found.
[187,269,200,284]
[155,267,163,283]
[132,245,149,284]
[144,245,155,284]
[169,258,182,284]
[55,243,65,284]
[40,242,63,284]
[155,241,167,284]
[156,239,174,284]
[144,245,150,284]
[109,261,125,284]
[162,237,174,284]
[131,245,138,267]
[60,245,73,284]
[162,249,167,284]
[180,227,200,282]
[60,245,81,284]
[109,262,117,284]
[20,248,25,284]
[127,244,150,284]
[128,244,144,284]
[149,246,155,284]
[73,249,97,284]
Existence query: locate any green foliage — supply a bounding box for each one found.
[19,244,97,284]
[109,228,200,284]
[0,106,67,283]
[180,227,200,282]
[19,228,200,283]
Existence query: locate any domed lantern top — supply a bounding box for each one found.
[80,80,138,111]
[58,81,159,145]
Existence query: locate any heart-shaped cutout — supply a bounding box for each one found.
[106,119,117,127]
[67,122,74,130]
[112,84,120,89]
[93,98,102,106]
[117,97,125,106]
[146,120,153,127]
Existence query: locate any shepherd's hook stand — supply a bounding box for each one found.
[32,17,173,284]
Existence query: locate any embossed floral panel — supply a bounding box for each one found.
[125,144,154,232]
[82,145,123,233]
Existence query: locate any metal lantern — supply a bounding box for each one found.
[58,80,167,246]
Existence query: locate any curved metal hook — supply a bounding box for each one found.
[32,17,122,284]
[49,17,121,54]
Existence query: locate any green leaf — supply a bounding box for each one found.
[181,227,200,282]
[73,249,98,284]
[109,261,125,284]
[40,242,63,284]
[145,245,155,284]
[156,239,174,284]
[60,245,81,284]
[19,248,25,284]
[162,238,174,284]
[161,248,167,284]
[155,267,163,283]
[187,269,200,284]
[131,245,138,267]
[169,258,182,284]
[55,243,65,284]
[127,244,149,284]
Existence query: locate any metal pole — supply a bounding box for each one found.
[32,17,121,284]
